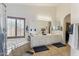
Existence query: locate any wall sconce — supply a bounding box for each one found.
[30,29,32,31]
[52,26,56,31]
[26,26,28,31]
[34,29,36,31]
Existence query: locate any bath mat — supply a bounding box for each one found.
[52,42,66,48]
[33,45,49,53]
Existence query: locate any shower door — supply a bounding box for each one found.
[0,3,6,56]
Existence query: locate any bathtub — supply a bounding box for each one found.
[7,38,30,56]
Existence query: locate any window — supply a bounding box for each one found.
[7,16,25,38]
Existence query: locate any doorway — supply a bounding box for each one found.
[65,23,70,43]
[64,14,71,44]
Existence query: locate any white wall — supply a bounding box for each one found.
[71,4,79,24]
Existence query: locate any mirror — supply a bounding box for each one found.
[29,20,52,35]
[36,20,51,35]
[52,19,62,31]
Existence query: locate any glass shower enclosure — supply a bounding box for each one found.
[0,3,6,56]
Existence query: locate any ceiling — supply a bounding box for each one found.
[6,3,60,7]
[22,3,60,6]
[6,3,71,7]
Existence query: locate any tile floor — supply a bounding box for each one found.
[23,44,70,56]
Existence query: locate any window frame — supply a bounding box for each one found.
[7,16,25,38]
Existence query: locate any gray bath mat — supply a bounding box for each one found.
[33,45,49,53]
[52,42,66,48]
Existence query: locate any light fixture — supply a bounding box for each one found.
[37,15,52,21]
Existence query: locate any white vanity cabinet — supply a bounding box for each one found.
[31,34,62,47]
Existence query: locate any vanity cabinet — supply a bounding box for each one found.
[31,34,62,47]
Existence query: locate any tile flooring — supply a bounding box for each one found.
[23,44,70,56]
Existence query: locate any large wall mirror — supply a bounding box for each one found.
[35,20,51,35]
[52,19,62,31]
